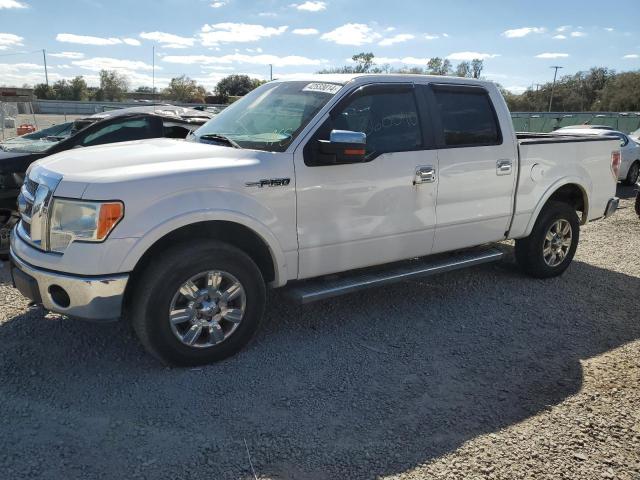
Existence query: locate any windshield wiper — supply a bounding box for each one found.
[198,133,241,149]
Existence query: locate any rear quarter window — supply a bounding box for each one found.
[432,87,502,147]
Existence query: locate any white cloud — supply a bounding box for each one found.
[553,34,567,40]
[623,54,639,59]
[0,0,28,8]
[210,1,226,7]
[49,51,85,59]
[139,31,195,49]
[123,38,141,46]
[570,31,586,37]
[72,57,157,72]
[258,12,277,17]
[535,52,569,59]
[56,33,123,46]
[505,85,527,94]
[605,27,614,32]
[556,25,571,32]
[199,23,288,46]
[293,1,326,12]
[321,23,381,46]
[162,53,325,67]
[447,51,500,61]
[292,28,319,35]
[502,27,545,38]
[378,33,414,46]
[424,34,440,40]
[0,33,23,50]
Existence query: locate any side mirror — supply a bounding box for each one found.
[316,129,367,164]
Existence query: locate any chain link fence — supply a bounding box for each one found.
[0,101,77,141]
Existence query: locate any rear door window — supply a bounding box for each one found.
[431,86,501,147]
[81,118,158,147]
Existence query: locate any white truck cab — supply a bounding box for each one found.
[9,74,620,365]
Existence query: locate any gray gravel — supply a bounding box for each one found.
[0,185,638,480]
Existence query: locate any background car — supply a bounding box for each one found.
[557,126,640,185]
[0,107,212,257]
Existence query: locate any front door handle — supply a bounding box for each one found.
[496,159,513,176]
[414,166,436,184]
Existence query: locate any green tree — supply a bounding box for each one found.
[455,61,471,77]
[599,72,640,111]
[162,75,207,102]
[33,83,56,99]
[95,70,129,101]
[427,57,452,75]
[135,86,157,94]
[351,52,375,73]
[215,74,264,97]
[471,59,484,79]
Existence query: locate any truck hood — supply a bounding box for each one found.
[30,138,264,183]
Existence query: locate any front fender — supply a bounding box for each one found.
[116,208,290,286]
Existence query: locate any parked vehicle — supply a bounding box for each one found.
[0,109,211,256]
[1,121,74,153]
[557,127,640,185]
[9,74,620,366]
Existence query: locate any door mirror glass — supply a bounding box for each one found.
[316,129,367,164]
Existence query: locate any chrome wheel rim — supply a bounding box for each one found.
[543,219,572,267]
[168,270,246,348]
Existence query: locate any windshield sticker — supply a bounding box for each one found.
[302,83,342,95]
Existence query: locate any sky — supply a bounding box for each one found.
[0,0,639,94]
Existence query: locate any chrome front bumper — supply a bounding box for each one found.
[604,197,619,219]
[9,248,129,321]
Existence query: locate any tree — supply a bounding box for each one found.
[351,52,375,73]
[33,83,55,99]
[471,59,484,79]
[135,86,157,94]
[95,70,129,101]
[455,61,471,77]
[426,57,452,76]
[215,74,264,97]
[162,75,207,103]
[69,76,88,100]
[599,72,640,111]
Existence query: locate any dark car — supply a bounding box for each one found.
[0,109,211,256]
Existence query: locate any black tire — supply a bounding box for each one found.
[131,240,266,366]
[515,201,580,279]
[624,161,640,186]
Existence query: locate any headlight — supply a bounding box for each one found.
[49,199,124,252]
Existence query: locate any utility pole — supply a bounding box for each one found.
[269,64,273,81]
[548,65,563,112]
[152,45,155,100]
[42,49,49,86]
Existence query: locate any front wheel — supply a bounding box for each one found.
[131,240,266,366]
[515,201,580,279]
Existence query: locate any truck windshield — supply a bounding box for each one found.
[191,80,343,152]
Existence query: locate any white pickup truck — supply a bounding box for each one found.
[9,74,620,366]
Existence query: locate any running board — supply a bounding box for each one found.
[284,247,504,304]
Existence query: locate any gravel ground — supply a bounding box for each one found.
[0,185,638,480]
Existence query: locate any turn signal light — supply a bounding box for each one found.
[97,202,124,240]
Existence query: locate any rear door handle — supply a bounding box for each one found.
[414,166,436,184]
[496,159,513,176]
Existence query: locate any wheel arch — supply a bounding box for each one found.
[523,180,589,237]
[119,212,289,296]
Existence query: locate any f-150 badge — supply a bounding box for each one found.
[245,178,291,188]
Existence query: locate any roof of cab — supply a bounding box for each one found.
[271,73,497,88]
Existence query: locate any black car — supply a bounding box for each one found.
[0,109,211,256]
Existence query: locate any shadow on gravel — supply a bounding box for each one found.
[0,250,638,480]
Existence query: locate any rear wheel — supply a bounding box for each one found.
[131,240,266,366]
[515,201,580,279]
[624,161,640,186]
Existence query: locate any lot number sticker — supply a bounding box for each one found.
[302,83,342,95]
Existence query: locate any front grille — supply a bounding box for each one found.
[17,171,61,251]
